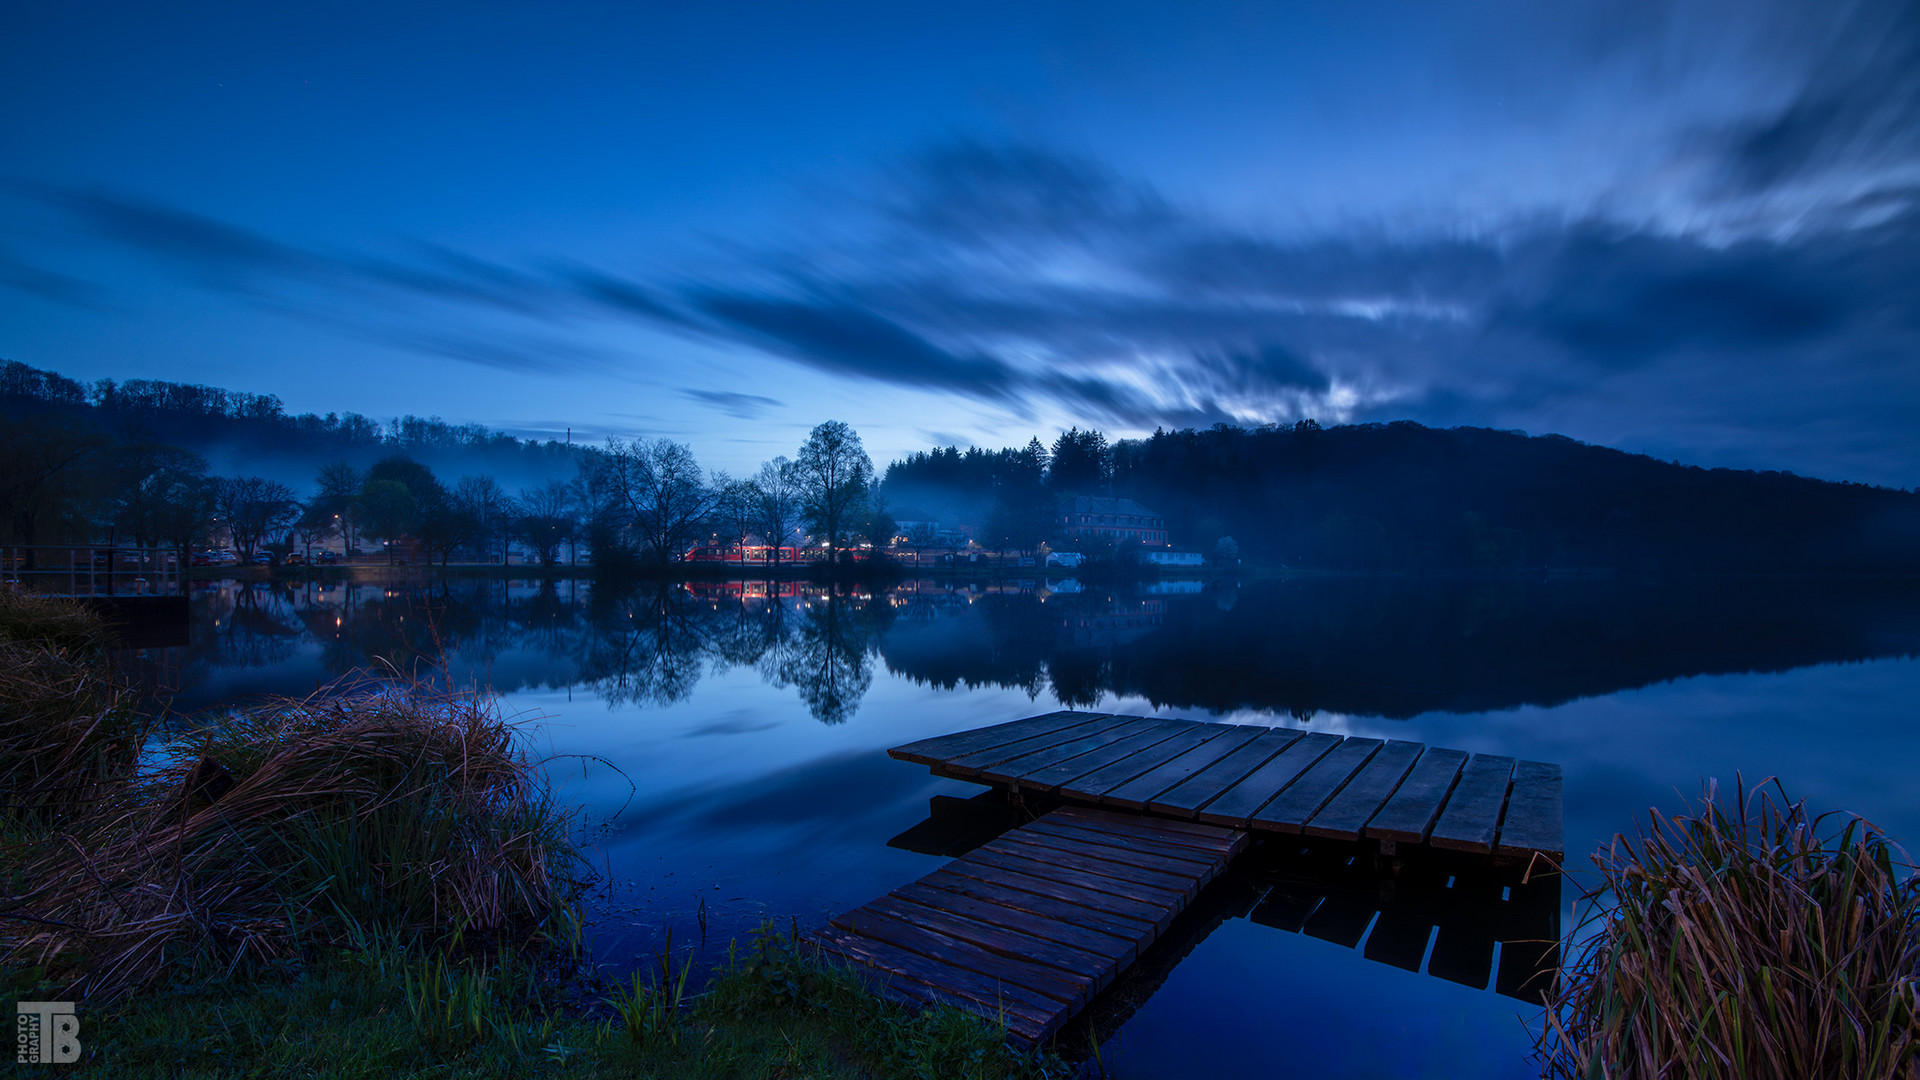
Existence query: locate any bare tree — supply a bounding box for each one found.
[592,437,716,564]
[753,457,804,569]
[455,474,518,563]
[517,480,577,566]
[795,421,873,567]
[712,472,758,562]
[216,476,299,560]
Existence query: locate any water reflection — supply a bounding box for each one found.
[138,575,1920,725]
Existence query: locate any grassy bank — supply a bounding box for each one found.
[0,590,1063,1078]
[1539,780,1919,1079]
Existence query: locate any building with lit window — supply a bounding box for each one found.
[1060,496,1169,545]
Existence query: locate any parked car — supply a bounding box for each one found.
[249,552,273,565]
[313,550,341,564]
[284,552,305,565]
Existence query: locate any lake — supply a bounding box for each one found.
[125,573,1920,1078]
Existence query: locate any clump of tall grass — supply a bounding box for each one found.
[1540,779,1919,1079]
[6,676,586,1002]
[0,590,145,817]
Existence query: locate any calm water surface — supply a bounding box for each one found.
[128,575,1920,1079]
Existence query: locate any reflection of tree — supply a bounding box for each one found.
[579,583,716,707]
[763,592,891,725]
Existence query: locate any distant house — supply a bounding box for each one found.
[1060,496,1169,545]
[1045,551,1086,568]
[1143,549,1205,567]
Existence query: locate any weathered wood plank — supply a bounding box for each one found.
[889,710,1092,766]
[938,714,1130,776]
[1147,728,1303,817]
[917,869,1158,943]
[974,717,1168,784]
[1495,760,1564,858]
[1365,747,1467,846]
[946,851,1182,929]
[1016,819,1222,871]
[995,828,1218,885]
[1429,754,1517,854]
[1304,739,1425,841]
[814,928,1058,1039]
[830,906,1093,1006]
[1007,719,1192,791]
[1097,725,1265,810]
[981,835,1200,900]
[863,894,1116,990]
[890,880,1138,964]
[1251,737,1384,833]
[1069,721,1237,799]
[1050,804,1249,848]
[1196,731,1343,827]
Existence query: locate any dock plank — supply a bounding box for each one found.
[1147,728,1302,818]
[1197,731,1343,827]
[1008,719,1193,791]
[889,710,1092,766]
[1052,804,1248,848]
[830,906,1092,1006]
[1494,760,1564,859]
[1069,722,1238,800]
[981,836,1200,899]
[939,714,1130,776]
[1252,737,1384,833]
[1429,755,1517,854]
[862,894,1117,989]
[890,881,1138,964]
[820,808,1243,1044]
[974,717,1167,784]
[1099,726,1265,810]
[1365,747,1468,846]
[918,869,1157,943]
[1304,740,1425,841]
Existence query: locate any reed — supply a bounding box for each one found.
[5,675,586,1002]
[0,590,145,818]
[1540,778,1920,1079]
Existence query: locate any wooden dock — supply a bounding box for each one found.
[822,712,1565,1043]
[890,711,1563,863]
[816,805,1247,1044]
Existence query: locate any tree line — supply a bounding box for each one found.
[0,389,899,572]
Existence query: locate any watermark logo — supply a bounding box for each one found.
[16,1002,79,1064]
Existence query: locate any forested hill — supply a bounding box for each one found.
[0,360,579,489]
[886,421,1920,574]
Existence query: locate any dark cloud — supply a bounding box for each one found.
[0,252,102,306]
[1717,1,1920,193]
[688,291,1025,401]
[682,388,783,419]
[22,128,1920,484]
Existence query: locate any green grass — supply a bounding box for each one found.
[13,925,1069,1079]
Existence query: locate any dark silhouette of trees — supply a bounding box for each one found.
[589,438,715,564]
[752,457,804,568]
[216,476,299,559]
[796,421,873,566]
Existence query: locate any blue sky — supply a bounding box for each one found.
[4,1,1917,485]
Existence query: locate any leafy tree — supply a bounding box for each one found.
[292,500,338,562]
[795,421,874,566]
[356,479,416,561]
[0,410,112,549]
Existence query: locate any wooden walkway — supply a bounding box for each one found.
[816,805,1247,1044]
[891,711,1563,862]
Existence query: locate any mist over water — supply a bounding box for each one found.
[128,574,1920,1078]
